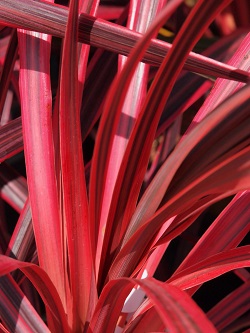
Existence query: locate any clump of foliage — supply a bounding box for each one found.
[0,0,249,332]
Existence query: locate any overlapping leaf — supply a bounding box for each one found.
[0,0,249,82]
[0,256,69,333]
[108,82,250,281]
[95,0,168,279]
[97,0,238,286]
[87,277,216,333]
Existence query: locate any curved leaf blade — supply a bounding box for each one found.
[168,246,250,290]
[0,255,69,333]
[88,277,216,333]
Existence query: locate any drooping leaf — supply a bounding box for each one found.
[175,191,250,273]
[207,279,250,331]
[88,277,217,333]
[168,246,250,290]
[0,275,50,333]
[0,256,69,333]
[109,83,250,280]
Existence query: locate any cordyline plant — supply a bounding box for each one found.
[0,0,249,331]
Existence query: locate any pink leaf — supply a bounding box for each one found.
[18,28,65,308]
[0,256,69,333]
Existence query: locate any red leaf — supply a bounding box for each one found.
[18,28,65,309]
[59,0,95,327]
[0,275,50,333]
[186,32,250,133]
[175,191,250,273]
[0,0,249,81]
[95,0,167,279]
[108,83,250,281]
[92,0,183,290]
[207,280,250,331]
[0,256,69,333]
[0,29,18,118]
[0,117,23,162]
[88,277,216,333]
[168,246,250,290]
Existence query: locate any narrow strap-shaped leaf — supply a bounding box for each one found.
[168,246,250,290]
[0,163,27,213]
[96,0,167,278]
[124,254,250,332]
[77,0,100,101]
[18,28,65,308]
[0,275,50,333]
[126,145,250,279]
[59,0,95,327]
[80,6,128,142]
[109,83,250,280]
[0,117,23,162]
[175,191,250,273]
[186,32,250,133]
[0,0,249,82]
[0,257,69,333]
[98,0,235,286]
[123,82,250,245]
[0,29,18,118]
[118,0,236,237]
[157,29,246,136]
[5,199,34,262]
[207,280,250,331]
[88,277,216,333]
[93,0,183,290]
